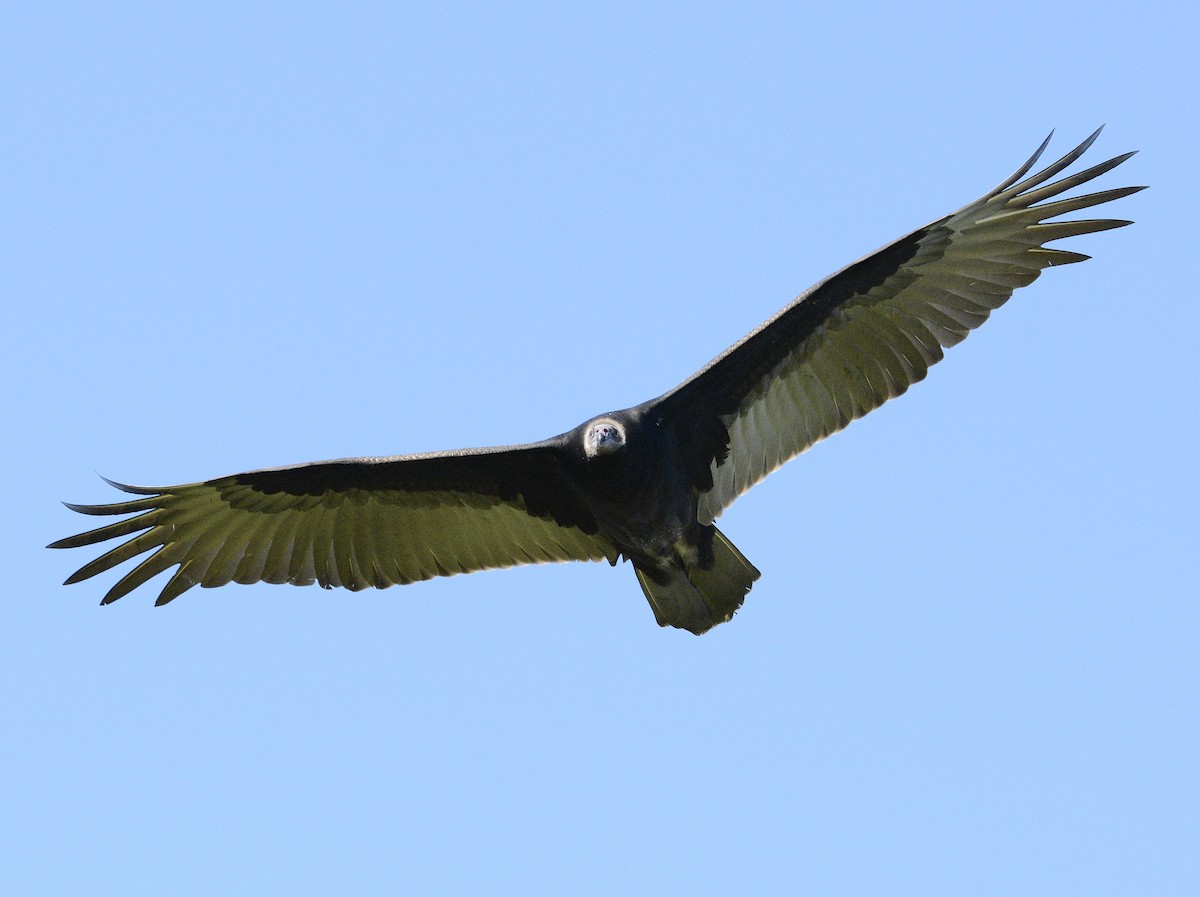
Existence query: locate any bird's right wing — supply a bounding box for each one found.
[49,443,619,605]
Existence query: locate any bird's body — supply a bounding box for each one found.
[51,130,1144,633]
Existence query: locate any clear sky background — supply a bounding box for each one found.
[4,3,1196,895]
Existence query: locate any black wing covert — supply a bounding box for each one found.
[50,443,620,605]
[653,129,1144,523]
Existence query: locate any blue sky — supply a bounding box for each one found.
[4,3,1196,894]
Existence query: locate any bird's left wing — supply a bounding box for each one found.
[652,129,1144,523]
[50,443,619,605]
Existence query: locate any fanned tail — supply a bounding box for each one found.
[634,528,761,635]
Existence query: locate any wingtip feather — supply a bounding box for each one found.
[152,565,196,606]
[64,566,96,586]
[99,475,164,495]
[992,130,1055,193]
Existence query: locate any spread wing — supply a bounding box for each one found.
[49,442,619,605]
[652,129,1144,523]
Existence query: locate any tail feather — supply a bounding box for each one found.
[634,528,761,635]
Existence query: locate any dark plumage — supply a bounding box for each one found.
[51,130,1144,634]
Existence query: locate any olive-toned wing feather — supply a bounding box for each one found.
[50,444,619,605]
[655,129,1144,522]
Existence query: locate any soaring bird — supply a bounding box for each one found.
[51,130,1143,634]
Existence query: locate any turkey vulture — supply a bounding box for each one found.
[51,130,1143,634]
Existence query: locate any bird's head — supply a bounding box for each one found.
[583,417,626,458]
